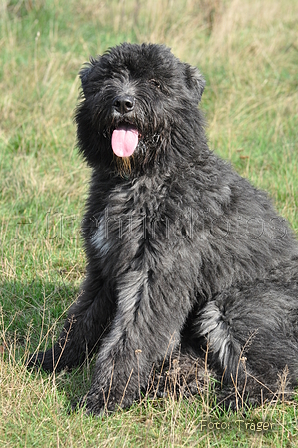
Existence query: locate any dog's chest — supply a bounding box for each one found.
[89,187,154,265]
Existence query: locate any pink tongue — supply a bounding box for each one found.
[111,126,139,157]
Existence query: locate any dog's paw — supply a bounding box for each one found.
[28,350,61,373]
[77,392,110,417]
[71,395,105,417]
[79,388,135,416]
[26,351,49,370]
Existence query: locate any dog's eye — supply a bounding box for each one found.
[149,79,161,89]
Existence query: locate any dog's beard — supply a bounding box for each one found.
[113,135,164,177]
[114,154,133,177]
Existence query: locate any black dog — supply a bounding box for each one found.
[30,43,298,413]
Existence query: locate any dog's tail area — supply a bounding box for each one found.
[196,299,245,384]
[194,284,298,408]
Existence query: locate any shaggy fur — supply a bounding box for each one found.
[29,43,298,414]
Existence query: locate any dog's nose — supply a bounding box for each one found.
[112,95,135,114]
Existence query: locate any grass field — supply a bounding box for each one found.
[1,0,298,446]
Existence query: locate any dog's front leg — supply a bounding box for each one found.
[81,268,194,415]
[28,274,116,372]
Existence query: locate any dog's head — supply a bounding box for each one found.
[75,43,206,176]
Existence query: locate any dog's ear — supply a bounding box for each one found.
[184,64,206,103]
[79,57,97,96]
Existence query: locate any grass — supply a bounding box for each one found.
[0,0,298,446]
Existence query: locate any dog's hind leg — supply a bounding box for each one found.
[197,281,298,408]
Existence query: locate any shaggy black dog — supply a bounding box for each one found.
[30,43,298,413]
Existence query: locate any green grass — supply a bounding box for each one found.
[1,0,298,446]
